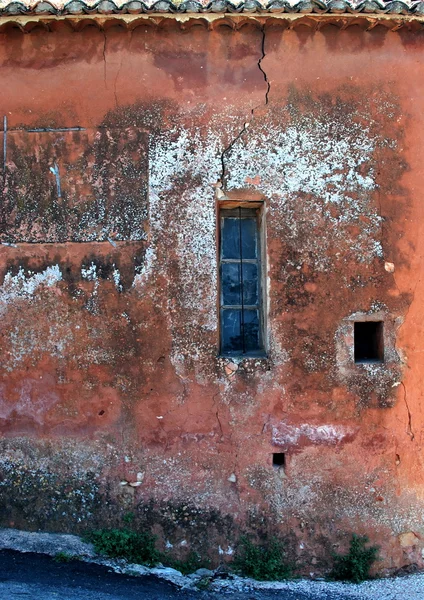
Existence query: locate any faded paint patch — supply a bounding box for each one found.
[0,377,60,424]
[272,422,356,448]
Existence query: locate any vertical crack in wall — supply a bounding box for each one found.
[212,391,224,440]
[401,381,414,441]
[102,31,108,91]
[113,31,131,108]
[114,67,120,108]
[258,28,270,106]
[220,27,270,187]
[216,410,224,438]
[261,413,271,434]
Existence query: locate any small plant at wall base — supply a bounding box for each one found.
[166,550,210,575]
[331,534,380,583]
[84,528,161,566]
[233,536,292,581]
[53,552,80,563]
[122,512,135,525]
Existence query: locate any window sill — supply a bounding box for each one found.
[354,359,384,365]
[219,351,268,360]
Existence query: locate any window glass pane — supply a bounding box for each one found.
[221,218,240,259]
[241,218,257,259]
[222,263,241,305]
[242,263,258,305]
[243,309,260,352]
[221,309,242,353]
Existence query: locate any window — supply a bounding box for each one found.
[219,206,264,355]
[354,321,384,363]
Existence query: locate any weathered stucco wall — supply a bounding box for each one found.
[0,19,424,574]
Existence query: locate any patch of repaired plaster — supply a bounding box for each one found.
[334,308,402,408]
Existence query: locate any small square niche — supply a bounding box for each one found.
[272,453,285,470]
[354,321,384,364]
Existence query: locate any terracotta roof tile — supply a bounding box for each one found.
[0,0,421,16]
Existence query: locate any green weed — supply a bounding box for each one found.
[53,552,79,563]
[196,576,212,590]
[167,550,210,575]
[331,534,380,583]
[233,536,292,581]
[122,512,135,524]
[84,528,160,566]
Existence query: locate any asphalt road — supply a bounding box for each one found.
[0,549,356,600]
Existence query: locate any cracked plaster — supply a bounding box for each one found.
[0,21,421,573]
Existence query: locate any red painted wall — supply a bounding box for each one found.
[0,19,423,573]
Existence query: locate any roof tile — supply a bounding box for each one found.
[0,0,423,16]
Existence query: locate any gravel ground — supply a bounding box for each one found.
[0,528,423,600]
[229,574,424,599]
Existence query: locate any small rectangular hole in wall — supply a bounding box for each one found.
[272,453,285,470]
[354,321,384,363]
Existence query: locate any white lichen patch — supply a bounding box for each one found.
[226,114,383,270]
[245,448,424,537]
[0,265,62,314]
[227,119,375,205]
[81,263,98,281]
[4,318,73,372]
[133,246,156,289]
[139,127,222,374]
[112,266,122,292]
[81,262,100,314]
[0,265,71,370]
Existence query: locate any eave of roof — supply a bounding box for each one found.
[1,0,424,17]
[0,0,423,31]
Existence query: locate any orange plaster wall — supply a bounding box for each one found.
[0,20,424,573]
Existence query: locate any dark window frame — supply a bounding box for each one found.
[218,204,266,357]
